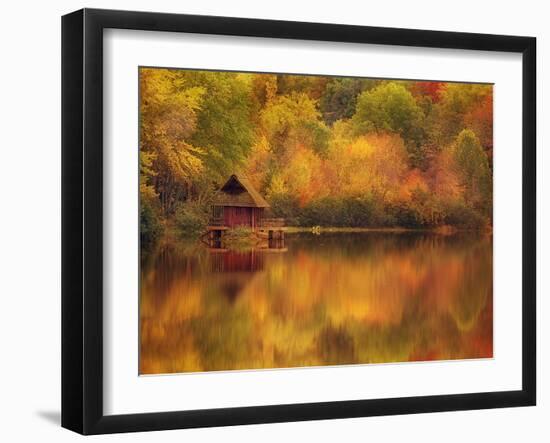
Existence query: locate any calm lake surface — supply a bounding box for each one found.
[140,232,493,374]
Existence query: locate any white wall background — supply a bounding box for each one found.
[0,0,546,441]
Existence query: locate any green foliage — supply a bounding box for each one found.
[260,93,330,157]
[268,193,301,225]
[174,202,209,237]
[390,205,423,228]
[140,68,206,215]
[320,78,376,125]
[344,197,392,227]
[299,197,346,227]
[299,196,392,228]
[352,82,425,165]
[140,68,256,216]
[140,199,163,249]
[223,226,257,250]
[443,201,487,229]
[428,84,493,148]
[184,72,255,180]
[452,129,491,211]
[139,149,163,248]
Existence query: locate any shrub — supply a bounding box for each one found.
[343,196,393,227]
[298,196,393,227]
[224,226,256,250]
[390,204,423,228]
[140,199,163,249]
[174,202,208,237]
[443,202,487,230]
[343,197,374,227]
[268,193,301,225]
[299,197,346,227]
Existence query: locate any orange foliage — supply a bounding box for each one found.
[399,169,429,202]
[464,93,493,157]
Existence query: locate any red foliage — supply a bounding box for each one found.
[411,81,445,103]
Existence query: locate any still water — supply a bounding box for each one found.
[140,232,493,374]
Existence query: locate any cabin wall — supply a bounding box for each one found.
[222,207,264,229]
[252,208,264,229]
[223,207,252,228]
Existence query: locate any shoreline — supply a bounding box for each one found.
[282,226,490,234]
[160,223,492,243]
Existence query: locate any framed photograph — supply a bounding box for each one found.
[62,8,536,435]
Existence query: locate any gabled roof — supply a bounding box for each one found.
[213,173,270,208]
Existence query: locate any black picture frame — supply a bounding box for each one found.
[62,8,536,435]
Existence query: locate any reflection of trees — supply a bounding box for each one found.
[448,242,492,332]
[317,325,356,365]
[140,233,493,373]
[190,305,257,371]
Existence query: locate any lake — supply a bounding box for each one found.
[140,232,493,374]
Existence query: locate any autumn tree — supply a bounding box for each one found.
[250,74,278,113]
[351,82,426,166]
[452,129,491,213]
[267,145,324,206]
[409,81,445,104]
[327,133,408,201]
[429,83,493,149]
[183,71,255,181]
[139,68,494,240]
[276,74,329,100]
[464,93,493,161]
[320,78,377,125]
[139,68,205,215]
[139,150,163,247]
[259,92,330,160]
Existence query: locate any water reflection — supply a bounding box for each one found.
[140,232,493,374]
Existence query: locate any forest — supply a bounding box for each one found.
[139,68,493,246]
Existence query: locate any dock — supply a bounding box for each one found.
[201,218,286,249]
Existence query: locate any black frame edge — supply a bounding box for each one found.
[90,390,534,435]
[521,37,537,406]
[61,9,85,434]
[82,7,106,435]
[61,8,537,435]
[84,7,534,51]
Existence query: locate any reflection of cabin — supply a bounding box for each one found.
[211,173,270,229]
[205,174,286,245]
[210,250,265,303]
[211,250,265,273]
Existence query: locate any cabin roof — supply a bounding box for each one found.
[213,173,270,208]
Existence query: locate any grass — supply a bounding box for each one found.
[223,226,259,250]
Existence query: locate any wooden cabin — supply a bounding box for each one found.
[211,174,270,229]
[203,174,285,246]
